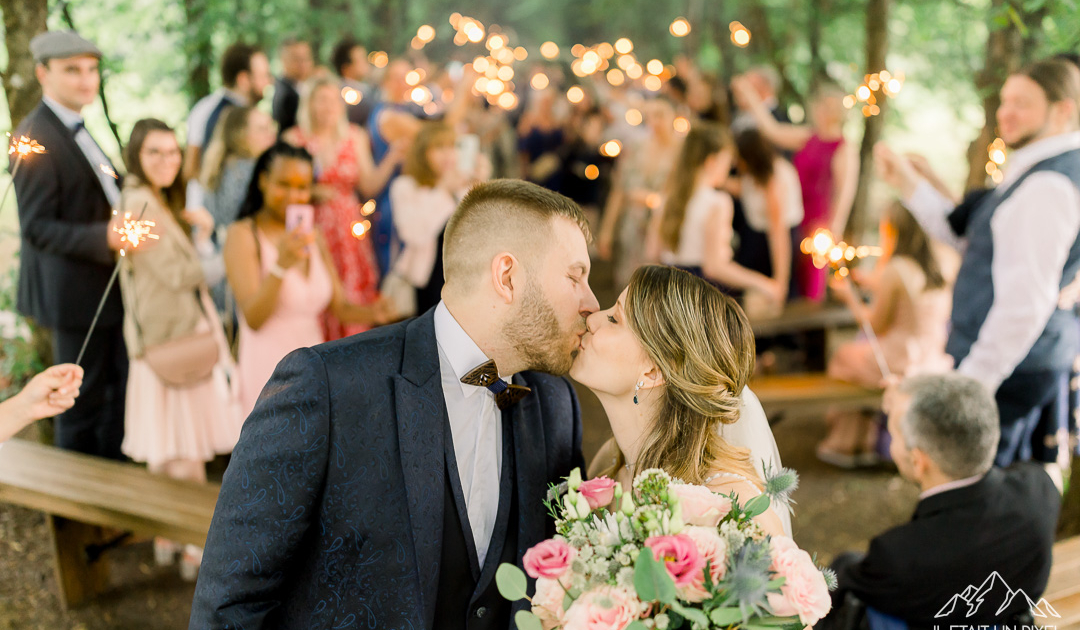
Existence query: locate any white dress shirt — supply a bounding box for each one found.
[433,301,506,566]
[904,131,1080,393]
[42,97,121,207]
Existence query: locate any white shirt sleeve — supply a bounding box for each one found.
[957,172,1080,392]
[904,180,965,250]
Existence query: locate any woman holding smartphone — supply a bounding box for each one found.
[224,142,393,415]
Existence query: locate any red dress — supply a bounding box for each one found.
[295,130,380,340]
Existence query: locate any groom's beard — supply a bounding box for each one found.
[503,280,579,376]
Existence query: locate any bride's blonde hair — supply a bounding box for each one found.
[600,265,761,486]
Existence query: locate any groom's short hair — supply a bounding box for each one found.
[442,179,590,290]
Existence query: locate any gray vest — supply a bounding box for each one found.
[947,148,1080,375]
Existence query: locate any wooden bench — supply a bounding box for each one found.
[750,373,883,417]
[750,299,857,338]
[1045,536,1080,628]
[0,438,220,608]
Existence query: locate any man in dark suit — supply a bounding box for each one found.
[826,373,1061,630]
[190,180,599,630]
[271,38,314,134]
[14,31,133,458]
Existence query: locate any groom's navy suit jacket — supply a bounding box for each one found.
[189,309,585,629]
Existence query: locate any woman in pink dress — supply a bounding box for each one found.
[283,76,403,340]
[819,202,958,467]
[224,143,393,415]
[732,77,859,301]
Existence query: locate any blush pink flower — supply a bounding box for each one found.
[766,536,832,626]
[669,483,733,527]
[563,585,642,630]
[677,526,729,602]
[524,539,577,580]
[578,477,618,510]
[645,534,706,587]
[533,577,569,629]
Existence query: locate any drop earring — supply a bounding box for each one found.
[634,381,644,405]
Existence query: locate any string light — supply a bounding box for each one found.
[614,38,633,54]
[730,22,751,47]
[646,59,664,75]
[986,137,1007,184]
[361,200,376,216]
[351,219,372,238]
[541,42,560,59]
[673,116,690,133]
[600,140,622,157]
[567,86,585,104]
[417,25,436,42]
[625,108,643,126]
[584,164,600,180]
[341,87,362,105]
[531,73,550,90]
[670,18,691,37]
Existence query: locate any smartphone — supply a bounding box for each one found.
[456,134,480,176]
[285,204,315,234]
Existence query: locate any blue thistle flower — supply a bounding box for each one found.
[762,464,799,511]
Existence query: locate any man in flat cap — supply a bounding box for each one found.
[13,31,131,458]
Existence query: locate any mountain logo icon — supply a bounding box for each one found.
[935,572,1060,620]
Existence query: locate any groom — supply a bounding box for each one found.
[189,180,598,630]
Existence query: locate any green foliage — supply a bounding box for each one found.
[633,546,676,604]
[514,610,542,630]
[496,564,529,602]
[0,259,45,398]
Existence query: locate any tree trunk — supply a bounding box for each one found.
[183,0,214,106]
[846,0,889,241]
[807,0,828,89]
[963,0,1024,193]
[1,0,47,130]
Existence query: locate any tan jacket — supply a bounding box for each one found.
[118,185,206,358]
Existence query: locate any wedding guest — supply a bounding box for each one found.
[0,364,83,443]
[390,121,489,315]
[825,374,1059,630]
[646,123,785,307]
[731,65,789,133]
[580,265,787,537]
[367,59,425,275]
[200,107,277,229]
[597,97,680,286]
[271,38,314,134]
[224,142,392,415]
[183,42,272,209]
[733,76,859,302]
[556,107,615,229]
[818,202,955,468]
[117,119,243,580]
[876,58,1080,467]
[331,37,375,128]
[283,76,400,340]
[728,127,803,306]
[15,31,134,458]
[517,88,566,188]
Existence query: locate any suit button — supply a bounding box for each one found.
[474,607,487,619]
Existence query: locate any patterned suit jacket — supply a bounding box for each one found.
[188,309,585,629]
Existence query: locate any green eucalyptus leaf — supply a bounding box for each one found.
[709,606,746,626]
[633,547,676,604]
[626,622,650,630]
[670,601,710,627]
[496,564,529,602]
[514,610,543,630]
[742,494,772,518]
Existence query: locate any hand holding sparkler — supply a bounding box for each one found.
[107,210,159,253]
[1,133,47,211]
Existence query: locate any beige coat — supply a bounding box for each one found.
[118,185,206,358]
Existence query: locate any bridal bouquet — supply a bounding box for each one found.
[496,467,834,630]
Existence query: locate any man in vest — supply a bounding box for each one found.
[877,57,1080,469]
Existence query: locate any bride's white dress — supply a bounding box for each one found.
[719,387,792,536]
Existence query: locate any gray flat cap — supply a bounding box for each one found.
[30,30,102,64]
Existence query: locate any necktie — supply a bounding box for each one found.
[460,360,531,410]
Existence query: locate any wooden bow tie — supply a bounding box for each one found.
[460,360,531,410]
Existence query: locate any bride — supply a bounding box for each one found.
[575,265,789,536]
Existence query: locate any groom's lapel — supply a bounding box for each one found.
[512,373,547,556]
[394,310,447,627]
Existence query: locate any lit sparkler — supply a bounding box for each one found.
[801,228,891,377]
[2,133,47,211]
[76,201,155,366]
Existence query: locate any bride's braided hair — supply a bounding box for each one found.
[607,265,761,486]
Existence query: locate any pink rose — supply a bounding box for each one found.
[677,526,729,602]
[578,477,618,510]
[645,534,707,587]
[524,539,577,580]
[533,577,569,629]
[564,585,642,630]
[767,536,832,626]
[669,484,733,527]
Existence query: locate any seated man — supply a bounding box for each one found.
[826,373,1061,630]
